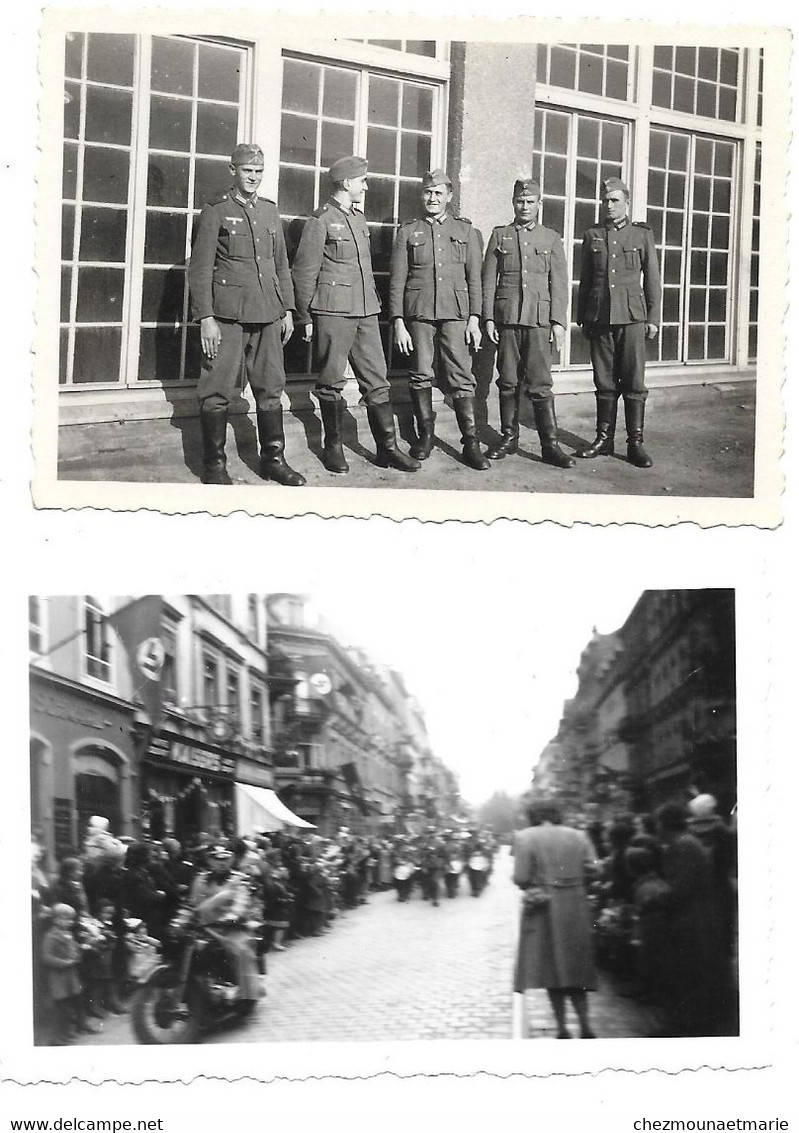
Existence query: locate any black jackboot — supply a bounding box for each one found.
[453,396,490,470]
[533,398,576,468]
[624,398,654,468]
[409,386,435,460]
[199,406,232,485]
[486,388,520,460]
[256,408,306,487]
[367,402,421,471]
[575,394,619,459]
[319,399,349,474]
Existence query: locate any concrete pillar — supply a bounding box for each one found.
[447,43,538,240]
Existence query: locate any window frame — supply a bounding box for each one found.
[82,595,115,687]
[29,597,48,657]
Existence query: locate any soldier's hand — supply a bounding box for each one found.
[466,315,482,352]
[485,320,500,346]
[551,324,566,354]
[394,320,414,356]
[200,317,222,360]
[302,322,314,343]
[281,311,294,346]
[645,323,659,340]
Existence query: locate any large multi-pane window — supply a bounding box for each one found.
[536,44,633,101]
[61,33,249,388]
[278,54,442,371]
[651,46,739,122]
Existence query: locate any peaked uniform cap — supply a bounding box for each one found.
[513,178,541,197]
[230,142,265,166]
[328,155,368,181]
[422,168,453,189]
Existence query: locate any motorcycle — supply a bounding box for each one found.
[131,906,263,1044]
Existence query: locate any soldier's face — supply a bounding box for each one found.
[513,193,540,223]
[601,189,629,223]
[345,176,369,204]
[231,162,264,197]
[422,185,452,217]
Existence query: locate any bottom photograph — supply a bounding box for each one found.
[28,589,738,1045]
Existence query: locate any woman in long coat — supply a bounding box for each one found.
[513,798,598,1038]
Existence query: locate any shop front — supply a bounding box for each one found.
[30,668,138,862]
[140,730,236,844]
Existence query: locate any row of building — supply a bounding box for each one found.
[29,594,461,861]
[533,589,737,821]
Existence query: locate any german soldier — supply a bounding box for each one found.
[575,177,662,468]
[291,155,419,474]
[389,170,489,471]
[481,178,575,468]
[187,143,305,487]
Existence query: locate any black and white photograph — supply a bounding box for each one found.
[28,586,738,1048]
[33,14,787,524]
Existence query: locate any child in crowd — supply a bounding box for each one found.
[40,904,85,1045]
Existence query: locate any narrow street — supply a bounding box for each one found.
[74,849,663,1045]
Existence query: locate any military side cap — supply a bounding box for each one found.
[422,168,453,189]
[513,178,541,197]
[602,176,629,195]
[230,142,264,166]
[328,155,368,181]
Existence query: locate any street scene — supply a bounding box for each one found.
[30,588,738,1045]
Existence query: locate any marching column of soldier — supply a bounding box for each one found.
[188,144,662,486]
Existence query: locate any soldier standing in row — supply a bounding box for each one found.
[187,143,305,487]
[389,170,489,471]
[575,177,662,468]
[481,178,575,469]
[291,155,419,475]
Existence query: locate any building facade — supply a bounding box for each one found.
[532,589,737,820]
[55,31,763,427]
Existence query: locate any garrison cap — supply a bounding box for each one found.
[328,155,368,182]
[513,177,541,197]
[602,176,629,196]
[230,142,264,166]
[422,168,453,189]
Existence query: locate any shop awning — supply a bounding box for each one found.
[235,783,316,833]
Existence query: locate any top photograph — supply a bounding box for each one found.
[33,15,787,524]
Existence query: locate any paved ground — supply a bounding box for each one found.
[58,381,755,498]
[70,850,664,1045]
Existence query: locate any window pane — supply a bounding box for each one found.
[543,154,567,197]
[694,138,713,175]
[687,326,705,359]
[282,59,319,115]
[59,329,69,383]
[141,267,185,322]
[402,85,433,131]
[320,120,355,168]
[84,86,133,145]
[666,173,686,208]
[323,67,357,119]
[601,124,624,163]
[149,94,193,152]
[575,159,597,201]
[63,144,79,198]
[646,208,663,241]
[719,49,738,86]
[368,76,400,126]
[697,47,719,81]
[280,113,318,165]
[696,80,716,119]
[398,179,422,221]
[86,33,135,86]
[670,134,689,170]
[662,288,680,322]
[607,45,629,61]
[369,224,394,271]
[196,101,238,155]
[65,32,84,79]
[577,117,599,156]
[400,131,431,177]
[713,178,731,214]
[138,326,184,381]
[664,250,682,285]
[714,143,734,177]
[578,52,603,96]
[151,36,194,95]
[665,212,683,246]
[707,289,726,322]
[693,175,711,212]
[648,169,666,205]
[64,82,81,139]
[691,213,709,246]
[574,200,597,235]
[278,165,315,217]
[145,211,187,264]
[194,158,231,207]
[79,207,128,261]
[661,325,679,360]
[544,112,569,155]
[405,41,436,57]
[543,198,565,235]
[673,74,694,114]
[649,131,667,169]
[653,46,673,70]
[61,267,72,321]
[76,266,125,320]
[549,46,576,89]
[83,146,130,204]
[675,46,697,76]
[198,44,241,102]
[62,206,75,260]
[690,250,707,284]
[711,215,729,247]
[707,324,726,358]
[367,126,397,175]
[147,154,190,207]
[72,327,122,382]
[710,252,728,284]
[365,176,394,222]
[718,86,737,122]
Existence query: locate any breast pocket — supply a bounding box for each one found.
[450,237,468,263]
[263,227,276,259]
[327,235,352,262]
[219,225,249,258]
[624,248,642,270]
[532,250,551,274]
[408,236,431,266]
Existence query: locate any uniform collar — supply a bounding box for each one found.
[425,212,449,225]
[514,220,537,230]
[605,216,630,231]
[329,197,355,216]
[231,189,258,208]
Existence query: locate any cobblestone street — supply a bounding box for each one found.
[73,848,664,1045]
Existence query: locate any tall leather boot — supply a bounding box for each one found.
[367,402,421,472]
[256,408,306,487]
[624,397,654,468]
[409,386,435,460]
[486,388,520,460]
[319,399,349,474]
[575,394,618,459]
[533,398,576,468]
[453,395,490,471]
[199,406,232,485]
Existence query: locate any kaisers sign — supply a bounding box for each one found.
[148,735,235,777]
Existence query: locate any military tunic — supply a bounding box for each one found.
[187,189,294,412]
[389,214,483,395]
[291,200,389,406]
[576,218,662,399]
[482,220,568,400]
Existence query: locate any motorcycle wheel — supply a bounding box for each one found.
[131,970,202,1045]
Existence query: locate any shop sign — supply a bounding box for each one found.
[31,688,119,732]
[235,759,273,788]
[148,735,235,777]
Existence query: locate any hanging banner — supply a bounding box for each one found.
[106,596,165,730]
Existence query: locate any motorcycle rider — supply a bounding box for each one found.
[188,845,263,1003]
